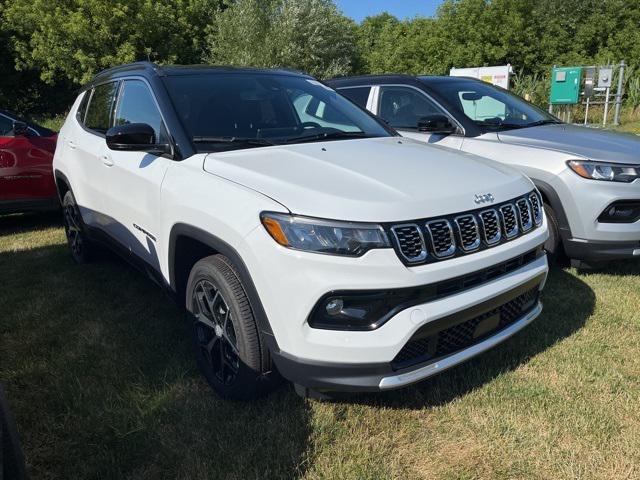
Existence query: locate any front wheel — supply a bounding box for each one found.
[543,203,561,262]
[186,255,280,400]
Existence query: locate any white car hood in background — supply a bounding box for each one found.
[203,137,532,222]
[497,124,640,164]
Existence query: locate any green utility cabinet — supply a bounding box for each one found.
[550,67,582,104]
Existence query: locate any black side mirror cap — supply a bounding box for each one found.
[417,114,457,135]
[12,121,29,137]
[106,123,170,155]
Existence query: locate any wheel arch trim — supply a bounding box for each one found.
[168,223,279,350]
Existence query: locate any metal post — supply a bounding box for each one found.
[603,87,610,126]
[584,97,590,125]
[613,60,625,126]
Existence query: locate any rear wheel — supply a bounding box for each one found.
[62,191,95,263]
[186,255,279,400]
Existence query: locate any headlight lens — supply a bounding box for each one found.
[568,160,640,183]
[260,212,390,256]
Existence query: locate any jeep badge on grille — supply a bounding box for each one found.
[474,193,495,204]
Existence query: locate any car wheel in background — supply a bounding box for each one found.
[543,203,561,262]
[186,255,280,400]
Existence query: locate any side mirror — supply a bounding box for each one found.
[106,123,170,155]
[417,114,457,135]
[12,121,29,137]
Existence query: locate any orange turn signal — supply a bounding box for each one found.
[261,216,290,246]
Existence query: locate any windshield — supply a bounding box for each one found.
[423,78,561,132]
[164,73,392,152]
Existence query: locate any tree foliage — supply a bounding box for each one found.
[203,0,358,79]
[3,0,222,85]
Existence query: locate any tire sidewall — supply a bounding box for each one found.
[62,191,91,264]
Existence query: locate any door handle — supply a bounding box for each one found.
[100,154,114,167]
[68,140,77,150]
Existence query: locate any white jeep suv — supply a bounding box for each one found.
[53,63,549,399]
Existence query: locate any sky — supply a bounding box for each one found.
[334,0,443,23]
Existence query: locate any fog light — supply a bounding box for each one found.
[325,298,344,315]
[598,201,640,223]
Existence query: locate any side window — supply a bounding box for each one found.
[378,86,444,129]
[0,115,14,136]
[76,91,91,124]
[114,80,167,144]
[84,82,119,134]
[458,91,507,121]
[339,87,371,108]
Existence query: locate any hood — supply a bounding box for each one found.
[497,124,640,164]
[203,137,532,222]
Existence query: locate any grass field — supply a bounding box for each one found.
[1,213,639,480]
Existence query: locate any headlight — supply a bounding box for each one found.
[260,212,390,256]
[568,160,640,183]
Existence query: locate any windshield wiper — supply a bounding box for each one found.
[284,131,369,144]
[522,119,562,127]
[192,136,276,147]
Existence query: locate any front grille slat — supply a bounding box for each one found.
[454,214,480,252]
[391,224,427,263]
[499,203,519,239]
[392,287,539,370]
[388,191,542,266]
[426,220,456,258]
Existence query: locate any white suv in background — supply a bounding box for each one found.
[53,63,549,400]
[330,75,640,266]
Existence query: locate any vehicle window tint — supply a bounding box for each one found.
[0,115,13,136]
[339,87,371,108]
[378,86,443,129]
[76,91,91,124]
[84,82,118,134]
[114,80,167,143]
[292,93,359,131]
[458,92,507,121]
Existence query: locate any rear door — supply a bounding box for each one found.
[100,78,173,270]
[65,82,120,227]
[374,85,464,149]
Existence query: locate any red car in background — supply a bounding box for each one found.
[0,110,59,214]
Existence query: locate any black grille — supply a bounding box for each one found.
[499,204,519,238]
[426,220,455,257]
[516,198,533,231]
[455,215,480,251]
[529,192,543,225]
[387,190,542,266]
[391,224,426,262]
[392,287,539,369]
[479,209,501,245]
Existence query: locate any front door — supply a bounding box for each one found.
[375,85,464,149]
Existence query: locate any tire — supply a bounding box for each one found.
[186,254,280,400]
[543,203,561,262]
[62,190,95,264]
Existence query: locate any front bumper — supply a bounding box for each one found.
[272,274,544,392]
[563,237,640,261]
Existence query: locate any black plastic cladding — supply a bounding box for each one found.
[386,190,543,266]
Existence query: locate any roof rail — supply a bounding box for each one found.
[93,61,159,79]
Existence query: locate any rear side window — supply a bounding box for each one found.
[84,82,119,134]
[76,91,91,124]
[114,80,168,144]
[339,87,371,108]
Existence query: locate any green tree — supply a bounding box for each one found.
[3,0,222,85]
[204,0,357,78]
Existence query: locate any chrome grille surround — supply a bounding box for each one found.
[499,204,519,239]
[387,190,542,266]
[454,214,481,252]
[426,219,456,258]
[528,191,543,226]
[390,223,427,263]
[516,197,533,232]
[478,209,502,245]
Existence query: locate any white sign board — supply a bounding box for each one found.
[449,64,513,90]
